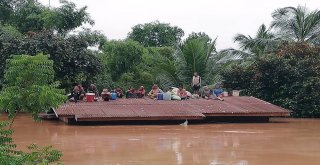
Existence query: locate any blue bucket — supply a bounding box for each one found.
[157,93,163,100]
[111,93,117,100]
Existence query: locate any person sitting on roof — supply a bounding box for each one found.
[213,84,224,101]
[88,84,99,99]
[69,84,80,102]
[68,83,86,102]
[101,88,111,101]
[126,87,137,98]
[201,85,211,99]
[148,84,163,99]
[137,86,145,98]
[167,87,181,100]
[177,86,188,100]
[78,84,85,100]
[114,86,124,98]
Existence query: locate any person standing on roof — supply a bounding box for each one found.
[192,72,201,95]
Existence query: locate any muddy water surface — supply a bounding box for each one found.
[2,115,320,165]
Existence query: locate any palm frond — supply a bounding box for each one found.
[156,73,177,91]
[151,51,180,89]
[234,34,251,50]
[218,49,253,63]
[305,10,320,42]
[155,38,222,88]
[271,6,320,43]
[172,43,189,84]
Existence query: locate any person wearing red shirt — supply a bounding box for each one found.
[177,86,188,100]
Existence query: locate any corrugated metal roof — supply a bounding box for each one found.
[55,96,291,122]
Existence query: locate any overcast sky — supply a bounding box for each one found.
[39,0,320,50]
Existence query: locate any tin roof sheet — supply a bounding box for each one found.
[55,96,290,121]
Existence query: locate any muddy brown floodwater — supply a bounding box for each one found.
[1,114,320,165]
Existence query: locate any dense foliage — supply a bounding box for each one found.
[0,53,66,119]
[219,5,320,117]
[102,40,144,81]
[0,0,102,90]
[0,29,104,90]
[127,20,184,47]
[222,43,320,117]
[0,0,93,33]
[97,41,177,91]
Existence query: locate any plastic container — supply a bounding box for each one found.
[223,91,229,97]
[86,93,95,102]
[157,93,164,100]
[163,93,171,100]
[232,90,240,97]
[111,92,117,100]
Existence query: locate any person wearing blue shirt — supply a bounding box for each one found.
[213,85,224,101]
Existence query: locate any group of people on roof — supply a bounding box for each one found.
[68,72,225,102]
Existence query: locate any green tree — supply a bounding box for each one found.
[0,30,103,90]
[271,6,320,45]
[147,46,175,60]
[0,53,66,120]
[185,32,212,44]
[0,0,13,24]
[219,24,279,63]
[98,40,167,90]
[54,0,94,33]
[0,54,64,164]
[3,0,93,34]
[0,25,23,87]
[221,43,320,117]
[102,40,144,81]
[11,0,45,33]
[177,38,217,84]
[155,38,224,90]
[218,6,320,82]
[127,21,184,47]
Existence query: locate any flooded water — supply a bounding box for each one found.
[2,114,320,165]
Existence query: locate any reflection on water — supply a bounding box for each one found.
[1,115,320,165]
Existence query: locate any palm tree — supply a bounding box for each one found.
[271,6,320,45]
[235,24,277,54]
[175,37,217,84]
[155,37,223,89]
[153,54,180,89]
[219,24,279,63]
